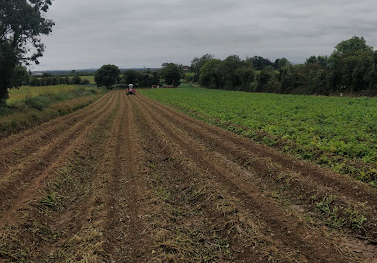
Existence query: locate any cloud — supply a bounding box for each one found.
[33,0,377,70]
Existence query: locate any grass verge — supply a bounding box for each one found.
[0,86,106,139]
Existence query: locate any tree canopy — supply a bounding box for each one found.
[198,56,256,91]
[190,36,377,96]
[190,54,214,82]
[250,56,273,70]
[198,59,223,89]
[123,70,139,84]
[94,64,121,88]
[159,63,183,87]
[333,36,372,56]
[0,0,54,104]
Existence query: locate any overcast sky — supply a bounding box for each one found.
[32,0,377,71]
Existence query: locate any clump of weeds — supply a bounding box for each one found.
[315,195,367,231]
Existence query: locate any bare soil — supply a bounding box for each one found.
[0,90,376,262]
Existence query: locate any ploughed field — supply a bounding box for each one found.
[0,90,376,262]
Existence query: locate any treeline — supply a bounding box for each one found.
[29,75,90,86]
[121,69,160,87]
[94,63,184,89]
[190,36,377,96]
[12,67,91,87]
[122,63,183,87]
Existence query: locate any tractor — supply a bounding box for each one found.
[127,84,135,95]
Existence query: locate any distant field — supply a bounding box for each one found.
[139,86,377,185]
[81,75,95,84]
[7,85,91,104]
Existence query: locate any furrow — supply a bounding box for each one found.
[136,95,377,241]
[0,91,118,225]
[0,92,114,176]
[133,95,354,262]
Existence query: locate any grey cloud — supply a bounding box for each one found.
[33,0,377,70]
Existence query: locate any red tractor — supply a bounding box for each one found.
[127,84,135,95]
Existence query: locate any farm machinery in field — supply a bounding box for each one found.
[127,84,135,95]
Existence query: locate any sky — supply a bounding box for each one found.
[32,0,377,71]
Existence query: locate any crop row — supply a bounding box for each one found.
[139,86,377,186]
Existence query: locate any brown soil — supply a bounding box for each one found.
[0,90,376,262]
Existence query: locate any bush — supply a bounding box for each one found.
[80,79,90,85]
[71,75,82,85]
[25,96,52,110]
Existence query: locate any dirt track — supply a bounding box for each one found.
[0,90,376,262]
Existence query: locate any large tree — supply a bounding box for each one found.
[250,56,273,70]
[219,55,245,89]
[159,63,183,87]
[123,70,139,84]
[328,36,375,93]
[190,54,214,82]
[198,59,222,89]
[0,0,54,104]
[332,36,372,56]
[94,64,121,89]
[274,58,291,70]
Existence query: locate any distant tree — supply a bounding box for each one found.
[51,77,58,86]
[57,77,64,85]
[305,56,328,67]
[317,56,329,67]
[43,77,51,86]
[0,0,54,104]
[159,63,183,87]
[123,70,139,84]
[57,76,70,85]
[151,71,160,85]
[250,56,273,70]
[198,59,222,89]
[274,58,291,70]
[256,66,280,93]
[137,73,153,87]
[339,50,374,93]
[297,37,377,96]
[328,36,375,94]
[94,64,121,88]
[333,36,372,56]
[219,55,244,89]
[30,77,41,86]
[198,56,256,91]
[236,67,255,90]
[71,75,82,85]
[63,76,70,84]
[42,72,52,78]
[80,79,90,85]
[305,56,318,65]
[193,37,377,96]
[190,54,214,82]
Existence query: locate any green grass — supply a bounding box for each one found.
[139,86,377,185]
[80,75,95,84]
[1,85,106,138]
[7,85,89,104]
